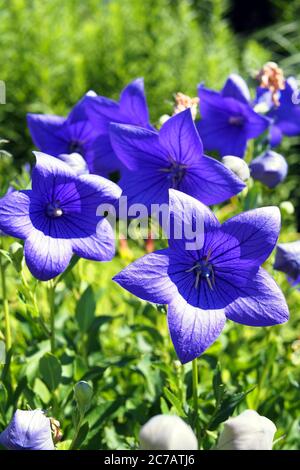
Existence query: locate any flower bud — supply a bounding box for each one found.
[57,153,89,176]
[158,114,171,127]
[280,201,295,215]
[273,241,300,282]
[216,410,276,450]
[74,381,93,415]
[0,409,54,450]
[222,155,250,181]
[250,150,288,188]
[139,415,197,450]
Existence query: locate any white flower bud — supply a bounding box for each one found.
[158,114,171,126]
[139,415,197,450]
[222,155,250,181]
[216,410,276,450]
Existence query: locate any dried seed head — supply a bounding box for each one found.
[173,92,199,120]
[256,62,285,107]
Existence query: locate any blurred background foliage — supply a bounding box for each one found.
[0,0,300,450]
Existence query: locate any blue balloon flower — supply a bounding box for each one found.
[0,152,121,281]
[114,189,289,363]
[274,241,300,287]
[27,78,151,176]
[249,150,288,188]
[110,108,245,210]
[196,74,270,157]
[0,410,54,450]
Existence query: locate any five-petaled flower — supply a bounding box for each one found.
[109,108,245,210]
[27,78,151,176]
[0,152,121,281]
[114,189,289,363]
[256,77,300,147]
[0,409,55,450]
[197,74,270,157]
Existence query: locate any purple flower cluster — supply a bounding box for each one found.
[0,73,292,363]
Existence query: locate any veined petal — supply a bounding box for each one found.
[221,74,251,104]
[168,189,220,254]
[24,230,73,281]
[179,155,245,206]
[113,249,178,304]
[110,123,167,170]
[225,268,289,326]
[27,113,68,156]
[119,78,150,128]
[168,294,226,363]
[159,109,203,164]
[0,190,33,239]
[215,206,281,268]
[71,217,116,261]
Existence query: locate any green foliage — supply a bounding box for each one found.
[0,0,244,165]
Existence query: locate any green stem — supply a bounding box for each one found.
[48,280,56,354]
[192,358,200,448]
[0,249,11,352]
[69,415,83,450]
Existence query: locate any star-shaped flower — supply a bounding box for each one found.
[114,189,289,363]
[274,240,300,287]
[110,109,245,210]
[27,78,151,176]
[0,153,121,281]
[197,74,270,157]
[257,77,300,146]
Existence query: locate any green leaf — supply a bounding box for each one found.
[163,387,185,417]
[75,286,96,333]
[209,387,255,430]
[39,353,62,391]
[56,440,72,450]
[213,363,225,406]
[0,383,7,417]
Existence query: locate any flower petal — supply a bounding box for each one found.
[221,74,251,104]
[0,410,54,451]
[225,267,289,326]
[215,206,281,268]
[110,123,167,171]
[0,190,33,239]
[119,78,150,128]
[168,294,226,363]
[71,217,116,261]
[27,114,68,156]
[24,230,73,281]
[179,155,245,205]
[159,109,203,164]
[168,188,220,254]
[113,249,178,304]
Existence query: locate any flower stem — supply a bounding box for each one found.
[192,358,200,447]
[69,415,83,450]
[0,248,11,352]
[48,280,56,354]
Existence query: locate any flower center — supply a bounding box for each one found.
[186,250,215,290]
[160,162,187,189]
[69,140,84,154]
[229,115,245,126]
[46,201,63,218]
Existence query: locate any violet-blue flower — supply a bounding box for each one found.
[0,152,121,281]
[197,75,270,157]
[274,241,300,287]
[0,409,54,450]
[256,77,300,146]
[27,79,151,176]
[114,189,289,363]
[109,109,245,210]
[250,150,288,188]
